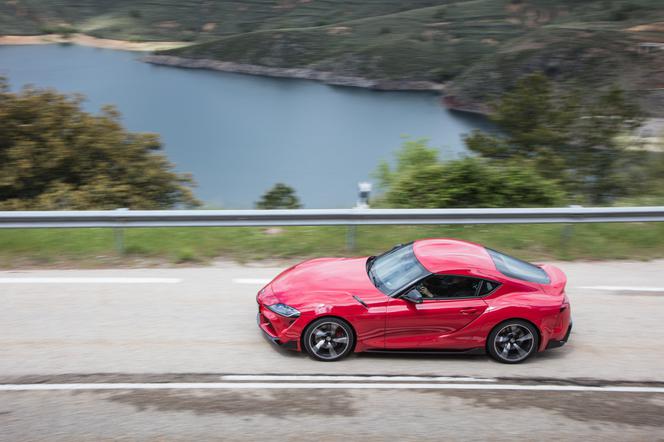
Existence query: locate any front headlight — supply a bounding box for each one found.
[267,303,300,318]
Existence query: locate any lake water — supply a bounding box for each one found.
[0,44,490,208]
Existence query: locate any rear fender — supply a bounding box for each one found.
[474,302,553,351]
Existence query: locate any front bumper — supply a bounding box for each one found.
[257,310,299,351]
[546,322,572,349]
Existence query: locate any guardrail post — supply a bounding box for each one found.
[561,224,574,257]
[114,208,128,255]
[346,225,357,252]
[561,205,581,257]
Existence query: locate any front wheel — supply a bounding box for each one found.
[488,320,539,364]
[302,317,354,361]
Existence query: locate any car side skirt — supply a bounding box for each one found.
[364,347,486,355]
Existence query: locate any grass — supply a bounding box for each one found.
[0,222,663,268]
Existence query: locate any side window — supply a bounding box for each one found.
[478,280,501,296]
[416,275,483,299]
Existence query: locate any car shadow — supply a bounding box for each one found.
[530,345,573,361]
[259,331,302,358]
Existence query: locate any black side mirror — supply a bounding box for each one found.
[402,289,423,304]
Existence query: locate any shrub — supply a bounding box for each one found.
[174,247,200,263]
[375,139,565,208]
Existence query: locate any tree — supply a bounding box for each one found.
[255,183,302,209]
[0,78,199,209]
[464,73,643,203]
[375,139,564,208]
[375,138,438,190]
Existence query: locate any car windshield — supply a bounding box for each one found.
[367,243,429,296]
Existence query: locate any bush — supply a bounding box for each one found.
[40,25,78,37]
[174,247,200,263]
[375,139,565,208]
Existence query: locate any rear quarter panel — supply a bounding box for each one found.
[476,281,563,351]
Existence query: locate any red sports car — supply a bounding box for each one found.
[257,238,572,363]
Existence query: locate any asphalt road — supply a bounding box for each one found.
[1,260,664,440]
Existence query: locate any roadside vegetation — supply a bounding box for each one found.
[2,1,664,115]
[374,138,565,208]
[1,3,663,265]
[374,74,664,208]
[0,72,663,266]
[1,222,663,268]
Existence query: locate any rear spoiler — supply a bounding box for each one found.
[538,264,567,296]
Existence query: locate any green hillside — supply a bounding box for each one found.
[2,0,664,115]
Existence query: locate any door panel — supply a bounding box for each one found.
[384,297,487,349]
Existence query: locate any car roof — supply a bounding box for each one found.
[413,238,498,278]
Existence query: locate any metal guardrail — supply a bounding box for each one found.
[0,207,663,228]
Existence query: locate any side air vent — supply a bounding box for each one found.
[352,295,368,308]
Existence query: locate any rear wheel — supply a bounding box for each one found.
[488,320,539,364]
[303,317,354,362]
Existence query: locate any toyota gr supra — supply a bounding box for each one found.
[257,238,572,363]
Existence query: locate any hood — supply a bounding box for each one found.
[269,257,379,305]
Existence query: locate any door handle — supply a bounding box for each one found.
[460,308,478,315]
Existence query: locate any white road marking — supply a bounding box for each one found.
[1,382,663,393]
[233,278,271,285]
[221,375,496,383]
[578,286,664,292]
[0,277,181,284]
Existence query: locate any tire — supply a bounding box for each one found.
[302,317,355,362]
[487,319,539,364]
